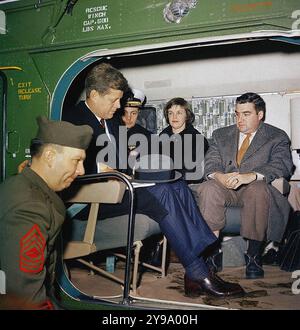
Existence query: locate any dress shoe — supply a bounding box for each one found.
[262,248,279,266]
[184,273,245,298]
[206,249,223,273]
[207,269,242,292]
[141,237,164,267]
[245,254,264,279]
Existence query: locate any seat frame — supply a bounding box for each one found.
[63,173,167,296]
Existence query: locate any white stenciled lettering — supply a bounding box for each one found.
[86,6,108,13]
[82,5,110,33]
[88,12,106,19]
[97,18,108,24]
[96,24,111,31]
[83,19,94,26]
[82,26,94,33]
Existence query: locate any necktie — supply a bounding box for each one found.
[100,118,105,128]
[237,133,251,166]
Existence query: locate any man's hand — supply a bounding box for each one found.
[214,172,239,189]
[18,160,30,174]
[225,172,257,190]
[214,172,256,190]
[97,163,131,179]
[97,163,115,173]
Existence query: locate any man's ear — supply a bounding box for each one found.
[258,111,264,121]
[89,89,99,100]
[42,146,57,167]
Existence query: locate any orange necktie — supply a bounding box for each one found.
[237,133,251,166]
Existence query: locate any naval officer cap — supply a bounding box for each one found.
[125,89,146,108]
[36,116,93,150]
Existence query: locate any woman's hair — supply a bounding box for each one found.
[163,97,195,125]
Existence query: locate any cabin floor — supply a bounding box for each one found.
[65,257,300,310]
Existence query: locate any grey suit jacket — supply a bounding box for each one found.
[204,122,294,242]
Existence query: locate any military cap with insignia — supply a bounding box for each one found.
[124,89,146,108]
[36,116,93,150]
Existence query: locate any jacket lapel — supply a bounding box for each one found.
[242,122,268,162]
[227,127,239,167]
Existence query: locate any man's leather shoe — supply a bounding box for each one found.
[208,269,242,292]
[245,254,264,279]
[262,248,279,266]
[206,249,223,273]
[184,273,245,298]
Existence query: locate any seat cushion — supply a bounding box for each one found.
[66,214,161,251]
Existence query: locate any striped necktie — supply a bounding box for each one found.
[100,118,105,128]
[237,133,251,166]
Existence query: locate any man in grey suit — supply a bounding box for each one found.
[197,92,294,279]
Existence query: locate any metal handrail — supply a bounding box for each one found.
[74,171,135,305]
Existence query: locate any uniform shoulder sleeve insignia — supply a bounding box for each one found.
[20,224,46,273]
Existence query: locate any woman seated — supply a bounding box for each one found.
[159,97,209,183]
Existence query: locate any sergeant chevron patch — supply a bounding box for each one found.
[20,224,46,273]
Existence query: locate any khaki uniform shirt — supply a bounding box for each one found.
[0,168,65,305]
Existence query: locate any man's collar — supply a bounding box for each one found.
[85,101,104,123]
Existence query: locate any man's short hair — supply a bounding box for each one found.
[85,63,129,97]
[164,97,195,125]
[30,138,63,158]
[236,92,266,121]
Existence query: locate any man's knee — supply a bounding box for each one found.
[197,180,226,200]
[242,181,269,199]
[149,183,169,194]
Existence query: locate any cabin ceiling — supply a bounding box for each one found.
[113,40,300,100]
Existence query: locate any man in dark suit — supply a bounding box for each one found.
[197,92,294,279]
[63,63,244,298]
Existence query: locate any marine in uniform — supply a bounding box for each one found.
[0,117,92,309]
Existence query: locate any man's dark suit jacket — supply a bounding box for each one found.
[62,101,167,221]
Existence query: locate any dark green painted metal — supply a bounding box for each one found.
[50,56,98,120]
[0,0,299,175]
[0,0,299,54]
[0,53,49,177]
[0,72,5,182]
[0,0,299,309]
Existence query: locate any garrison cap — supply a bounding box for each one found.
[36,116,93,150]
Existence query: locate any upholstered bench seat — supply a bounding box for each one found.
[67,214,161,251]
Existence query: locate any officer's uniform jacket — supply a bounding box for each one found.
[0,167,65,305]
